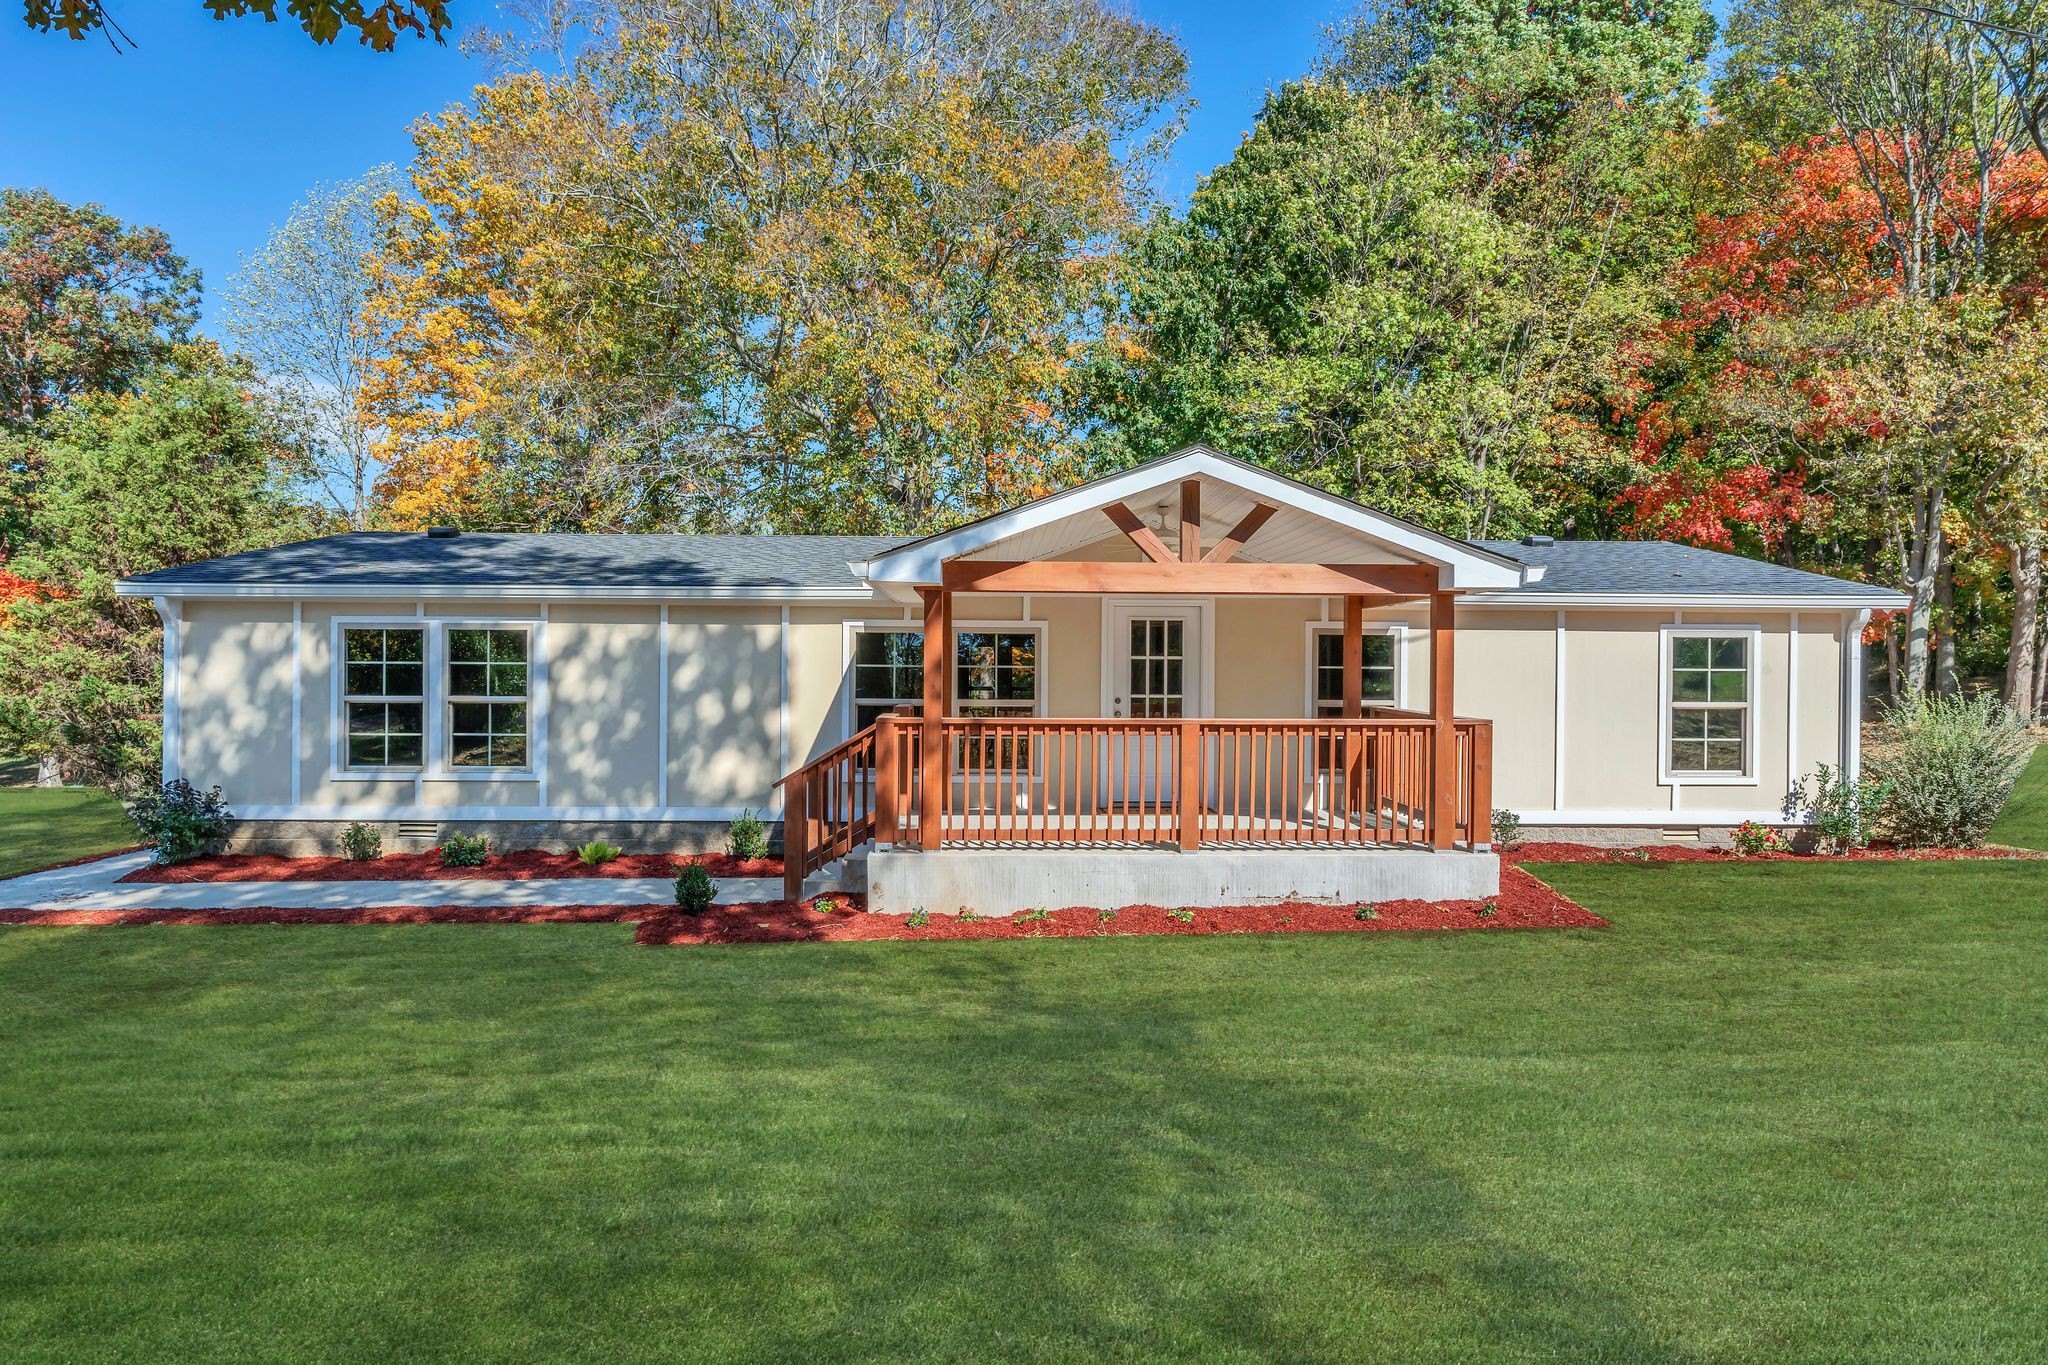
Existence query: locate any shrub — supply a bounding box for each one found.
[1475,900,1498,919]
[906,907,930,929]
[1731,820,1783,858]
[1353,903,1379,921]
[674,863,716,914]
[438,832,492,868]
[576,839,623,866]
[1869,692,2036,848]
[727,808,769,862]
[1166,906,1195,924]
[1490,808,1523,849]
[1018,906,1050,923]
[956,906,982,922]
[127,779,232,865]
[1096,907,1119,925]
[340,822,382,862]
[1787,762,1889,855]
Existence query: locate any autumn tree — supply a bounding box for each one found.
[23,0,451,49]
[221,167,403,529]
[361,0,1187,534]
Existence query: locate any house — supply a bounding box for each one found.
[115,447,1907,912]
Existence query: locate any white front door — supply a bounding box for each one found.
[1102,602,1204,806]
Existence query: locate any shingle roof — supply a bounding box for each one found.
[1471,539,1903,602]
[118,529,1902,603]
[120,532,913,593]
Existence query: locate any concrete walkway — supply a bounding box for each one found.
[0,850,849,913]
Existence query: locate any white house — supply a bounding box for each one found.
[116,447,1906,911]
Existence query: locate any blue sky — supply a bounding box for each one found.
[0,1,1339,328]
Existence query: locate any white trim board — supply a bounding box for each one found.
[1656,623,1765,789]
[229,803,764,823]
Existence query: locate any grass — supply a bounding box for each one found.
[3,862,2046,1361]
[1988,743,2048,851]
[0,785,135,880]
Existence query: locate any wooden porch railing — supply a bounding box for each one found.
[779,714,1494,897]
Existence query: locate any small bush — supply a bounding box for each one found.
[127,779,232,865]
[1096,907,1119,925]
[1353,903,1379,921]
[674,864,716,914]
[1731,820,1782,858]
[1787,761,1889,854]
[956,906,982,922]
[1165,906,1195,924]
[1490,808,1522,849]
[438,832,492,868]
[1475,900,1498,919]
[727,808,769,862]
[340,822,382,862]
[1869,692,2036,848]
[906,907,930,929]
[576,839,623,866]
[1018,906,1051,923]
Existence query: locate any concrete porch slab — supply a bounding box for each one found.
[865,847,1499,917]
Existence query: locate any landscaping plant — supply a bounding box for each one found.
[906,907,930,928]
[339,821,382,862]
[1166,907,1195,924]
[1787,762,1889,854]
[438,832,493,868]
[674,864,715,914]
[727,809,769,862]
[126,779,231,865]
[576,839,623,866]
[1353,904,1380,921]
[1731,820,1783,857]
[1869,692,2036,848]
[1490,808,1522,850]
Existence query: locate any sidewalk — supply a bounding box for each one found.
[0,851,841,913]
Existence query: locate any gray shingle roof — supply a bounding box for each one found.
[119,529,1901,603]
[1471,539,1902,601]
[120,532,914,592]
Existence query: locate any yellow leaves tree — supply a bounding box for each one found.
[358,0,1186,533]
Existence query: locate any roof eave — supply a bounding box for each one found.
[114,581,883,602]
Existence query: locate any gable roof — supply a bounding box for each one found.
[856,447,1532,591]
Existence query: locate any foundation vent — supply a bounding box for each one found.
[1659,828,1702,844]
[395,821,441,841]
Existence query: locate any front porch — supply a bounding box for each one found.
[778,454,1521,908]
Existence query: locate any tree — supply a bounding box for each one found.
[360,0,1188,535]
[1087,0,1707,537]
[0,345,314,787]
[23,0,451,50]
[221,167,402,529]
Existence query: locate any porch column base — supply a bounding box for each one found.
[866,847,1499,917]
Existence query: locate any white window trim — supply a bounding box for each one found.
[329,616,547,782]
[1658,624,1763,787]
[1302,621,1408,716]
[840,618,1049,738]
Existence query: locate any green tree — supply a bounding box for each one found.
[23,0,451,49]
[0,346,314,787]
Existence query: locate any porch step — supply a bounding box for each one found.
[802,845,869,898]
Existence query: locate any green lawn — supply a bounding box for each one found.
[4,863,2046,1361]
[0,785,136,880]
[1989,744,2048,851]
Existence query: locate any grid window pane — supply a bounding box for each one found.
[342,630,425,769]
[1668,634,1749,776]
[1314,631,1398,716]
[447,627,530,768]
[955,632,1037,713]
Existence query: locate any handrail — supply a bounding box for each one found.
[779,713,1494,893]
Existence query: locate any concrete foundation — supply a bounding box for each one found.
[865,847,1499,917]
[225,819,776,858]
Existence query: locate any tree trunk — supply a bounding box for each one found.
[1934,542,1959,697]
[1904,487,1944,695]
[2006,539,2041,720]
[35,754,61,788]
[1885,621,1901,702]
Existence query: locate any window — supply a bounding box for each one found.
[956,631,1038,717]
[1667,633,1750,777]
[343,627,425,769]
[850,627,1041,730]
[448,627,530,769]
[1311,629,1399,716]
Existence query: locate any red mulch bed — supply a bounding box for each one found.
[1503,841,2041,865]
[120,849,781,884]
[635,865,1602,945]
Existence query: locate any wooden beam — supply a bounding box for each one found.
[919,587,951,851]
[1342,596,1364,719]
[941,559,1438,597]
[1103,503,1175,564]
[1201,503,1278,564]
[1431,590,1456,850]
[1180,480,1201,563]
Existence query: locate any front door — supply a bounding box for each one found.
[1103,603,1204,807]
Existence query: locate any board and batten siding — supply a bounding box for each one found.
[165,592,1857,830]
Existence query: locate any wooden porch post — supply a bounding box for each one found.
[918,587,951,851]
[1180,479,1202,562]
[874,714,898,849]
[1431,590,1456,849]
[1342,595,1364,820]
